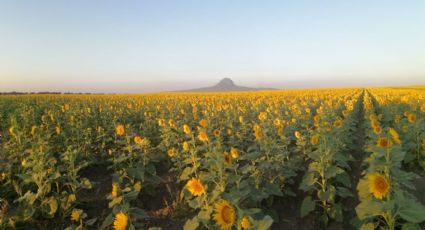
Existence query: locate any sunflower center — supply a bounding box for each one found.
[376,178,387,192]
[221,205,233,224]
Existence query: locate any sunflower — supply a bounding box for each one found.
[134,136,143,144]
[31,125,37,136]
[198,131,209,142]
[183,124,191,134]
[258,112,267,121]
[230,147,239,159]
[254,128,263,140]
[273,118,281,126]
[214,129,221,137]
[377,138,392,148]
[55,126,61,135]
[294,131,302,139]
[239,116,244,124]
[116,124,125,136]
[310,135,319,145]
[186,178,205,196]
[334,120,342,128]
[111,183,119,198]
[70,209,82,222]
[213,200,235,230]
[408,114,416,123]
[167,148,175,157]
[113,212,128,230]
[182,141,189,151]
[158,119,165,127]
[368,173,390,199]
[168,119,175,127]
[373,126,382,135]
[199,119,208,128]
[388,128,401,145]
[21,159,27,167]
[241,216,252,229]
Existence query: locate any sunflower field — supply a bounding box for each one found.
[0,88,424,230]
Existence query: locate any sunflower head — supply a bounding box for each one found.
[183,124,191,134]
[198,131,209,142]
[111,183,119,198]
[182,141,189,151]
[310,135,319,145]
[167,148,175,157]
[158,118,165,127]
[273,118,281,126]
[116,124,125,136]
[388,128,401,145]
[113,212,128,230]
[241,216,252,229]
[168,119,175,127]
[368,173,390,199]
[258,112,267,121]
[224,152,232,165]
[230,147,239,159]
[334,120,342,128]
[408,114,416,123]
[186,178,205,196]
[373,126,382,135]
[134,136,143,144]
[377,138,392,148]
[213,200,235,230]
[294,131,302,139]
[70,209,82,222]
[199,119,208,128]
[214,129,221,137]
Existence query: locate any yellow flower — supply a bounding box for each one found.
[377,138,391,148]
[167,148,175,157]
[21,159,27,167]
[134,136,143,144]
[168,119,175,127]
[295,131,302,139]
[408,114,416,123]
[186,178,206,196]
[389,128,401,145]
[239,116,244,124]
[158,118,165,126]
[182,141,189,151]
[8,127,15,136]
[373,126,382,135]
[134,181,142,192]
[111,183,119,198]
[213,129,221,137]
[113,212,128,230]
[334,120,342,128]
[241,216,252,229]
[213,200,235,230]
[368,173,390,199]
[258,112,267,121]
[31,125,37,136]
[70,209,82,222]
[230,147,239,159]
[183,124,191,134]
[116,124,125,136]
[198,131,209,142]
[273,118,281,126]
[55,126,61,134]
[310,135,319,145]
[199,119,208,128]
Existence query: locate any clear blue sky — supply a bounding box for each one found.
[0,0,424,92]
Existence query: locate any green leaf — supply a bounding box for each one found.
[398,196,425,223]
[180,167,192,181]
[300,196,315,217]
[355,199,383,220]
[357,178,371,200]
[100,213,113,229]
[108,197,122,208]
[256,215,274,230]
[198,207,212,220]
[86,218,97,226]
[47,196,58,216]
[402,223,422,230]
[183,216,199,230]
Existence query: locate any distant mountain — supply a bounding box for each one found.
[177,78,276,92]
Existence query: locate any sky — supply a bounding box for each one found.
[0,0,424,93]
